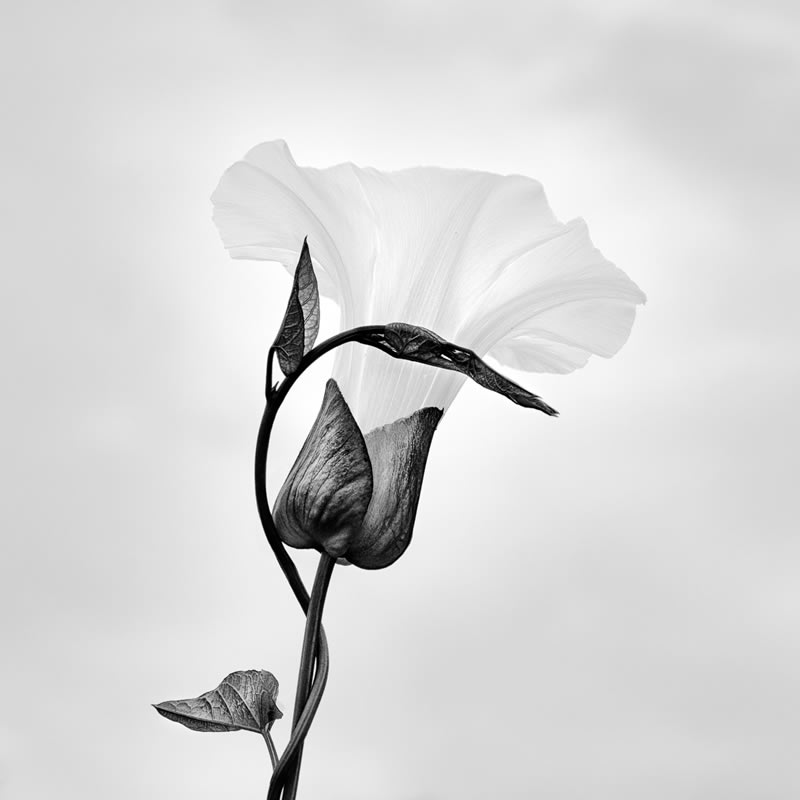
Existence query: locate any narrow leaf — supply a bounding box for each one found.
[360,323,558,415]
[272,239,321,376]
[154,670,282,733]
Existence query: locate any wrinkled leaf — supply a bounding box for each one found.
[347,405,442,569]
[274,380,373,558]
[359,323,558,416]
[274,380,441,569]
[272,239,320,376]
[154,670,282,733]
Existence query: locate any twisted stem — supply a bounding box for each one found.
[254,328,382,799]
[283,554,335,800]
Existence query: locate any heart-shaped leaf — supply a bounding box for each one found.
[154,670,282,733]
[358,323,558,415]
[272,239,320,376]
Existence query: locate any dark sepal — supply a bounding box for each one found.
[346,405,442,569]
[274,380,374,558]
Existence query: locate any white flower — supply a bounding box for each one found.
[212,140,645,430]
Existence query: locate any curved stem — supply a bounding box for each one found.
[265,346,276,399]
[254,327,382,800]
[255,326,382,612]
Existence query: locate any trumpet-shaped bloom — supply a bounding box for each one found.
[212,141,645,430]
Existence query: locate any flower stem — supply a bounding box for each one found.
[265,553,335,800]
[254,327,381,800]
[255,326,382,614]
[266,651,329,799]
[281,553,336,800]
[262,728,279,770]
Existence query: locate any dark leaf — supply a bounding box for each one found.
[358,323,558,416]
[154,670,282,733]
[346,405,442,569]
[272,239,320,376]
[274,380,373,558]
[274,380,441,570]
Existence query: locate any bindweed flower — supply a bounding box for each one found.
[212,140,646,431]
[212,142,645,567]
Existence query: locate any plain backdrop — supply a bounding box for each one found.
[2,1,799,798]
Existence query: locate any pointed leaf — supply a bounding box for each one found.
[346,405,442,569]
[154,670,282,733]
[272,239,320,376]
[359,323,558,415]
[274,379,374,558]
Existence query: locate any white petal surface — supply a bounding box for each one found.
[212,141,646,429]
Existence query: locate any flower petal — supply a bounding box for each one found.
[211,140,375,310]
[345,406,442,570]
[273,380,373,558]
[212,143,645,430]
[489,299,640,373]
[459,218,646,367]
[413,219,646,414]
[322,172,644,429]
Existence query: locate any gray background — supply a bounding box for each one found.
[2,1,798,798]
